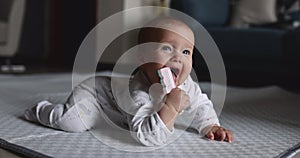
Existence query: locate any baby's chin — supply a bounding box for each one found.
[177,75,189,86]
[172,78,182,87]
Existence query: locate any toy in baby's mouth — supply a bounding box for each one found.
[157,67,176,94]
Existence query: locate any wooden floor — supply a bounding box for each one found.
[0,148,21,158]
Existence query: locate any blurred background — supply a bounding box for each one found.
[0,0,300,90]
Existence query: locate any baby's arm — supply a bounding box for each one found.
[196,96,233,142]
[157,67,190,131]
[127,101,173,146]
[127,86,184,146]
[127,86,190,146]
[187,80,233,142]
[158,88,190,131]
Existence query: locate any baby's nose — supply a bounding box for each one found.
[170,52,182,63]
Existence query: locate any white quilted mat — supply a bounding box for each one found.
[0,72,300,158]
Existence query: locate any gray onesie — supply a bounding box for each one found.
[24,71,219,146]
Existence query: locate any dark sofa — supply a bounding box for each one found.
[170,0,300,88]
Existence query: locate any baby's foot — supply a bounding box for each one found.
[24,100,52,122]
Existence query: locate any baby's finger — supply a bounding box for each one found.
[217,129,226,141]
[206,131,214,140]
[226,130,233,143]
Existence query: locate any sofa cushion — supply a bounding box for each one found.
[0,0,13,21]
[207,27,285,59]
[0,21,7,44]
[230,0,278,28]
[170,0,230,27]
[284,30,300,60]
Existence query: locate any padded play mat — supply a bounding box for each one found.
[0,72,299,158]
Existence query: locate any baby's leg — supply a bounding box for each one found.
[24,77,102,132]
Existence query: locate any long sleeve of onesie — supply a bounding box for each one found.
[124,72,220,146]
[126,74,220,146]
[127,90,174,146]
[184,77,220,136]
[112,73,174,146]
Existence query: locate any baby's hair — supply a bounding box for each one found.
[138,17,193,44]
[138,27,165,44]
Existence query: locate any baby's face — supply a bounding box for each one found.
[140,27,194,86]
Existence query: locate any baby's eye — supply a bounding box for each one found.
[161,45,172,52]
[182,50,191,55]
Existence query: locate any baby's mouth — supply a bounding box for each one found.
[170,67,180,82]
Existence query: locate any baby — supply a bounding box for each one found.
[24,17,233,146]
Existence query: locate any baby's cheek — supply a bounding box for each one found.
[180,68,191,84]
[184,64,192,75]
[183,57,193,70]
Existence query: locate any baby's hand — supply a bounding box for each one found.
[165,88,190,114]
[205,125,233,143]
